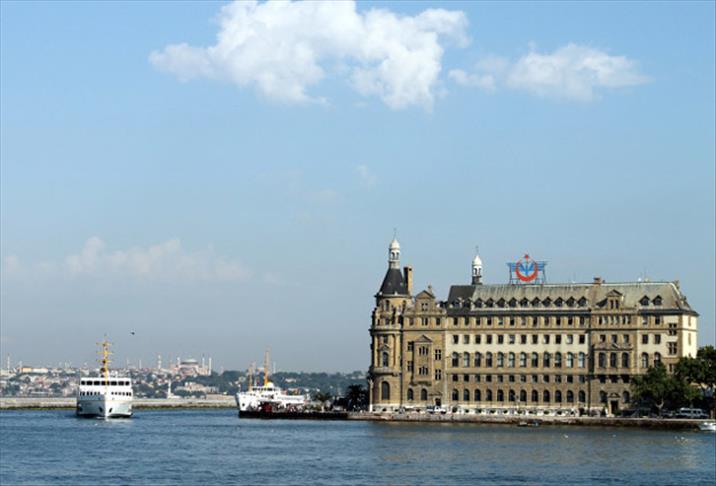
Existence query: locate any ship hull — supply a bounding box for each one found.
[76,398,132,419]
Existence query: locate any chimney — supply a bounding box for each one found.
[593,276,602,286]
[403,266,413,295]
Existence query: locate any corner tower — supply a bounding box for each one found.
[369,236,412,412]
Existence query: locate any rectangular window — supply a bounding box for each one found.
[532,334,538,344]
[486,375,492,383]
[642,334,648,344]
[497,375,504,383]
[509,318,515,326]
[453,335,459,344]
[435,349,442,361]
[543,335,550,344]
[407,361,413,372]
[623,334,630,343]
[498,317,504,326]
[435,369,442,380]
[520,335,527,344]
[463,335,470,344]
[555,375,562,383]
[668,342,677,355]
[655,316,662,325]
[498,335,504,344]
[452,374,458,382]
[475,335,482,344]
[543,375,550,383]
[475,374,481,382]
[555,335,562,344]
[509,335,516,345]
[566,334,573,344]
[654,334,661,344]
[463,374,470,382]
[486,335,493,344]
[407,342,414,351]
[487,318,492,326]
[566,375,574,383]
[579,335,586,344]
[611,334,618,343]
[642,316,648,326]
[531,375,538,383]
[509,375,515,383]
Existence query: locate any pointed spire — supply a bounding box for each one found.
[472,246,483,285]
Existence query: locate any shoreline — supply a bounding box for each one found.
[0,397,236,410]
[2,397,712,430]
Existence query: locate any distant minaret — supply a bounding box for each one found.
[138,359,142,370]
[472,247,483,285]
[167,379,172,399]
[6,355,10,373]
[208,357,212,374]
[201,355,206,372]
[157,354,162,371]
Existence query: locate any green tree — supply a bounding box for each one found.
[631,363,691,416]
[345,384,368,411]
[675,345,716,413]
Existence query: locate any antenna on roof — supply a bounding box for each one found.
[393,227,397,239]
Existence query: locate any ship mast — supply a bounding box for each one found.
[263,349,270,386]
[97,338,112,386]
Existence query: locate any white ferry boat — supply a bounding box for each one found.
[76,339,133,419]
[235,351,309,413]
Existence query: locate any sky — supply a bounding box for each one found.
[1,1,714,372]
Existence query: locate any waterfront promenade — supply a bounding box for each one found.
[2,397,711,430]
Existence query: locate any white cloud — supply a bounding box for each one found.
[356,165,377,186]
[450,43,649,101]
[149,1,468,110]
[3,237,252,283]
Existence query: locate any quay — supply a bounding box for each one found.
[0,396,235,410]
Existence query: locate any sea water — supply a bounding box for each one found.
[1,409,714,485]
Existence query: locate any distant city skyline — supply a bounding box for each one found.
[1,1,714,371]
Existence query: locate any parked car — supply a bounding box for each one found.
[675,408,708,419]
[426,405,447,414]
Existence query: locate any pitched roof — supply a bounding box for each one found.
[377,268,408,296]
[446,281,693,312]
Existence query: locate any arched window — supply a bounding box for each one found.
[555,390,562,403]
[578,352,586,368]
[520,352,527,367]
[566,390,574,403]
[486,352,493,368]
[578,390,586,403]
[641,353,649,368]
[598,352,606,368]
[555,352,562,368]
[382,352,389,367]
[566,353,574,368]
[407,388,414,401]
[509,390,516,402]
[621,353,629,368]
[452,352,459,367]
[543,352,551,368]
[464,389,470,401]
[474,352,482,367]
[654,353,662,366]
[531,352,539,367]
[486,389,493,401]
[519,390,527,402]
[421,389,428,401]
[452,389,459,401]
[497,390,504,402]
[609,352,617,368]
[381,382,390,401]
[599,391,607,404]
[543,390,551,403]
[474,389,481,402]
[532,390,539,402]
[623,391,630,403]
[508,353,515,368]
[463,352,470,368]
[497,352,504,368]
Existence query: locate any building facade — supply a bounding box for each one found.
[368,239,699,415]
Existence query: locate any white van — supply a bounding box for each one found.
[675,408,708,419]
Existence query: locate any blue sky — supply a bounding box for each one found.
[1,1,714,371]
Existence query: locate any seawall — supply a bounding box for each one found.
[0,396,236,410]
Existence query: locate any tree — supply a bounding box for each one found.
[631,363,689,416]
[675,345,716,414]
[345,384,368,411]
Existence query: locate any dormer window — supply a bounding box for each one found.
[531,297,541,307]
[475,299,483,308]
[508,298,517,308]
[497,298,506,308]
[566,297,575,307]
[640,296,650,306]
[543,297,552,307]
[520,298,529,307]
[653,296,663,306]
[486,299,494,308]
[578,297,588,307]
[555,297,563,307]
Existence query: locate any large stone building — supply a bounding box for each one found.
[368,238,699,415]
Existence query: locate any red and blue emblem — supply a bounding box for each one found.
[507,254,546,284]
[515,254,539,282]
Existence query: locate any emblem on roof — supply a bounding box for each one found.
[507,254,547,284]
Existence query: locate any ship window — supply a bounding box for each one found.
[111,381,117,386]
[94,381,100,386]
